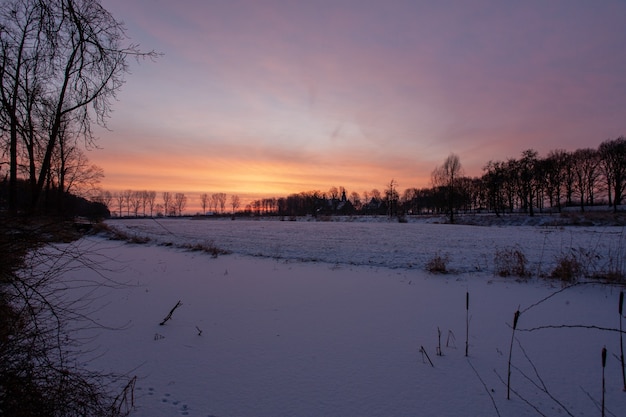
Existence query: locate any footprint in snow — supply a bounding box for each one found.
[160,392,191,415]
[138,386,200,416]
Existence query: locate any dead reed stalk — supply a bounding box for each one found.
[602,346,607,417]
[465,291,469,357]
[618,291,626,391]
[507,309,520,400]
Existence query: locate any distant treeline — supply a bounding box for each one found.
[244,137,626,219]
[86,137,626,220]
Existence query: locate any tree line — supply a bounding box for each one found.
[43,137,626,220]
[95,190,242,217]
[243,137,626,220]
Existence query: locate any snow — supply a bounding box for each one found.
[57,217,626,416]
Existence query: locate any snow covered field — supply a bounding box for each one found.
[61,217,626,416]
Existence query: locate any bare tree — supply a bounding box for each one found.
[599,137,626,212]
[51,142,104,201]
[0,0,158,213]
[174,192,187,216]
[162,192,172,216]
[129,191,141,217]
[432,153,463,223]
[572,148,601,211]
[122,189,133,217]
[95,190,113,212]
[216,192,227,214]
[113,191,124,217]
[139,190,148,216]
[200,193,209,215]
[230,194,240,214]
[211,193,220,214]
[145,190,156,217]
[382,180,397,217]
[544,149,569,212]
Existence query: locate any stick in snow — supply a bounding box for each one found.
[160,300,183,325]
[619,291,625,391]
[465,291,469,357]
[420,345,434,367]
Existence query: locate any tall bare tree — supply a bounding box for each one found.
[113,191,124,217]
[385,179,399,218]
[0,0,157,213]
[162,191,172,216]
[572,148,601,211]
[200,193,209,215]
[145,190,156,217]
[129,191,141,217]
[216,192,227,214]
[174,192,187,216]
[230,194,240,214]
[599,137,626,212]
[432,153,463,223]
[210,193,220,213]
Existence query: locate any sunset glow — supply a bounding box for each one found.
[94,0,626,210]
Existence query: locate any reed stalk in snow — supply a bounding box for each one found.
[602,346,607,417]
[507,309,520,400]
[465,291,469,357]
[618,291,626,391]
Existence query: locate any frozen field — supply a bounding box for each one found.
[107,216,626,276]
[57,217,626,416]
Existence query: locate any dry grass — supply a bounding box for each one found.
[426,253,450,274]
[550,254,583,283]
[494,246,528,278]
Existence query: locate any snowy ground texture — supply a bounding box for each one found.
[63,216,626,416]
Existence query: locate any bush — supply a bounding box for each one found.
[426,253,449,274]
[550,254,582,282]
[494,246,528,278]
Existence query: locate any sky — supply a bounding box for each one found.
[94,0,626,209]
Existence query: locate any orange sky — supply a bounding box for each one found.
[92,0,626,212]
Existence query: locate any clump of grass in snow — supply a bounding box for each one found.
[550,253,583,283]
[426,253,449,274]
[494,246,528,278]
[96,223,151,244]
[181,242,231,257]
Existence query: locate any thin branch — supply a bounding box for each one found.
[518,324,626,334]
[467,359,501,417]
[159,300,182,326]
[494,369,549,417]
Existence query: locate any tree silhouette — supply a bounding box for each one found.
[0,0,158,213]
[432,153,463,223]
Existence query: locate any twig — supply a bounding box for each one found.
[519,282,597,315]
[494,369,548,417]
[467,359,501,417]
[518,324,626,334]
[580,386,618,417]
[159,300,182,325]
[513,339,574,417]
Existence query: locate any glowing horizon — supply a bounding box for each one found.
[91,0,626,212]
